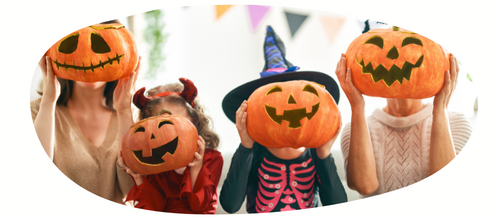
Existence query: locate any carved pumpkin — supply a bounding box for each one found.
[47,23,138,82]
[345,26,450,98]
[246,80,340,149]
[121,114,198,175]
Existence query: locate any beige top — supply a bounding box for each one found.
[30,98,134,204]
[340,103,472,197]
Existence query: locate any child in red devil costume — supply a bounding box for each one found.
[117,78,223,214]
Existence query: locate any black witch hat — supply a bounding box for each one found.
[222,25,340,123]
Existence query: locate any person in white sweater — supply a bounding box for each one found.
[336,53,472,197]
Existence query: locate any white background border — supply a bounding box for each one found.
[1,0,493,216]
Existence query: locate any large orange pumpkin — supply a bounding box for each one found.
[121,114,198,175]
[345,26,450,98]
[246,80,340,149]
[47,23,138,82]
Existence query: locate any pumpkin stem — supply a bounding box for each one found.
[156,109,172,116]
[393,26,400,31]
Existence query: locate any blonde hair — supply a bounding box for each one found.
[139,82,220,150]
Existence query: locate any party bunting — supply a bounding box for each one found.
[358,19,389,33]
[216,5,233,20]
[284,11,309,38]
[246,5,271,32]
[320,15,345,44]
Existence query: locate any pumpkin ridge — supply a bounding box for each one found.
[52,53,124,73]
[132,136,179,166]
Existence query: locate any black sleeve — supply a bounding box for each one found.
[219,144,254,213]
[315,151,348,205]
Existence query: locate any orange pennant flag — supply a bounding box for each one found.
[320,15,346,44]
[216,5,233,20]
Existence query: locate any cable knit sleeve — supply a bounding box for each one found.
[179,149,224,213]
[448,112,473,154]
[340,123,352,173]
[125,175,167,211]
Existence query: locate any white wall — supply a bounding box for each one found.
[29,4,478,214]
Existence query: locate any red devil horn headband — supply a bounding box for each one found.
[133,78,198,110]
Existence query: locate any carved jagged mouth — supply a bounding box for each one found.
[265,103,320,129]
[132,137,178,165]
[357,55,424,87]
[52,53,124,73]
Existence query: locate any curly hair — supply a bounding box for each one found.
[138,82,220,150]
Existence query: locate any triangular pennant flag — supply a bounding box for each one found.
[358,19,390,33]
[320,15,345,44]
[246,5,271,32]
[216,5,233,20]
[284,11,308,38]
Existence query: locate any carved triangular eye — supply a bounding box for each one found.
[365,36,384,49]
[58,33,79,54]
[91,33,111,54]
[303,84,319,97]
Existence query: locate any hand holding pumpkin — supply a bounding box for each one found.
[236,101,255,149]
[114,56,141,113]
[316,112,342,159]
[118,151,145,185]
[335,54,364,111]
[39,55,61,105]
[433,54,459,111]
[188,136,206,169]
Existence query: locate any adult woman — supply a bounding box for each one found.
[31,49,140,204]
[336,53,472,197]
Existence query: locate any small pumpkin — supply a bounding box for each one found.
[345,26,450,99]
[246,80,340,149]
[121,114,198,175]
[47,23,138,82]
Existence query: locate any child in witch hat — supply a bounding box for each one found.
[219,26,347,214]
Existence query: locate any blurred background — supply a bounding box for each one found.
[29,4,478,214]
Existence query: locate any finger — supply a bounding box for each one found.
[126,72,136,89]
[39,55,48,77]
[444,70,451,95]
[345,68,353,86]
[195,152,202,161]
[131,57,141,85]
[197,136,205,155]
[236,100,245,115]
[45,56,54,79]
[241,112,248,130]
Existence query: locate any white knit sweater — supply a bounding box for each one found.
[340,103,472,197]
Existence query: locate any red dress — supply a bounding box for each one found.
[125,149,223,214]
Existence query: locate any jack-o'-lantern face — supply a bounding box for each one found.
[47,23,138,82]
[121,114,198,175]
[345,26,450,99]
[246,80,340,149]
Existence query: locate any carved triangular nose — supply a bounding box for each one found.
[150,133,155,139]
[387,46,399,59]
[288,95,297,104]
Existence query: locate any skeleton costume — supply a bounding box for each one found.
[220,26,347,213]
